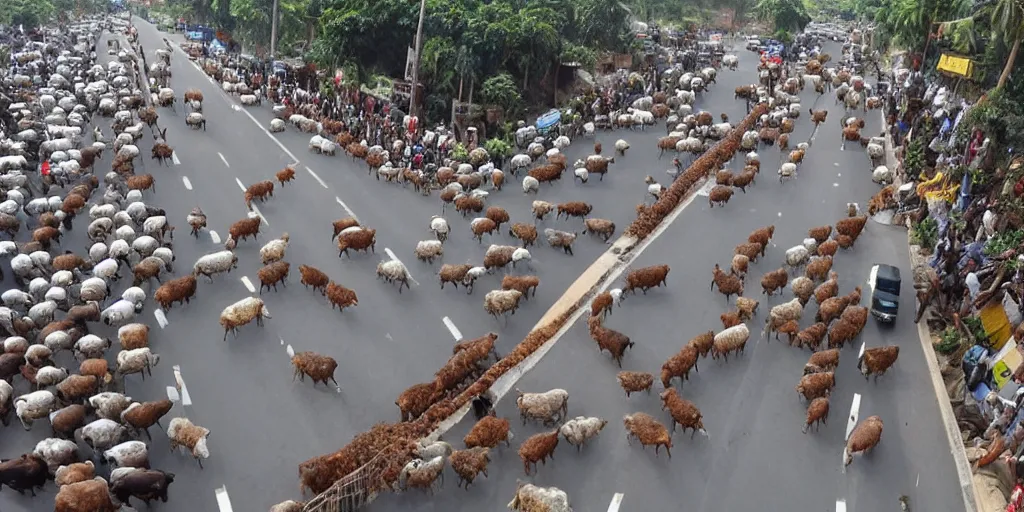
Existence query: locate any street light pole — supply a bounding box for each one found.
[270,0,279,60]
[409,0,427,119]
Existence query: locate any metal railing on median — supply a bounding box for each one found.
[301,453,384,512]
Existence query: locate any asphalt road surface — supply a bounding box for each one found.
[371,50,966,512]
[0,22,959,512]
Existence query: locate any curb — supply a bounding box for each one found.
[891,130,982,511]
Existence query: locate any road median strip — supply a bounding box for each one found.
[295,103,771,501]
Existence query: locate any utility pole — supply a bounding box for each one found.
[270,0,279,60]
[409,0,427,118]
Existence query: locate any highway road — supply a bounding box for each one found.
[370,47,967,512]
[0,20,785,512]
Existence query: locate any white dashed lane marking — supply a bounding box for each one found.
[218,152,230,167]
[235,177,246,192]
[172,365,192,406]
[154,309,168,328]
[215,486,233,512]
[171,151,180,165]
[336,196,359,221]
[836,500,846,512]
[442,316,462,341]
[240,276,256,293]
[209,230,221,244]
[182,176,192,190]
[607,493,625,512]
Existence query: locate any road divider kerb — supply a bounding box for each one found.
[427,177,711,442]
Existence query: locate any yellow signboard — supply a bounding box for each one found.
[937,54,973,77]
[992,339,1021,390]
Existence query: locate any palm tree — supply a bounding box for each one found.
[993,0,1024,88]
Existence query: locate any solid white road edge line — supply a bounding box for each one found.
[306,166,328,188]
[172,365,192,406]
[171,151,180,165]
[427,177,712,442]
[836,499,846,512]
[240,276,256,293]
[209,230,221,244]
[214,486,233,512]
[384,248,419,286]
[218,152,230,167]
[607,492,625,512]
[442,316,462,341]
[182,176,192,190]
[336,197,359,220]
[154,309,168,329]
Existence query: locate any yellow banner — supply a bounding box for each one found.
[937,54,972,77]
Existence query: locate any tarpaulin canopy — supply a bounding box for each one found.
[536,109,561,131]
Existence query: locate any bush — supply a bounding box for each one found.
[481,73,521,118]
[484,138,511,162]
[909,217,938,250]
[451,143,469,163]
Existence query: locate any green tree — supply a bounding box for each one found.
[992,0,1024,88]
[1,0,55,29]
[755,0,811,32]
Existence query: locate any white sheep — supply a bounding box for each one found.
[167,417,211,467]
[79,277,109,302]
[866,142,884,160]
[114,225,136,244]
[615,139,630,154]
[121,287,146,311]
[51,271,74,288]
[259,234,290,265]
[89,392,132,421]
[553,135,571,150]
[79,418,127,452]
[101,299,135,327]
[34,366,69,389]
[522,176,540,194]
[104,440,148,469]
[785,245,810,268]
[516,388,569,425]
[34,438,79,474]
[484,289,522,319]
[802,238,819,254]
[4,336,28,354]
[398,456,446,491]
[116,348,160,380]
[429,216,450,242]
[193,250,238,281]
[462,266,487,289]
[28,301,57,327]
[414,240,444,263]
[25,345,53,368]
[872,165,893,184]
[512,247,532,267]
[574,167,589,183]
[142,215,170,241]
[376,260,412,292]
[269,118,286,133]
[45,331,74,353]
[764,298,804,338]
[2,288,33,308]
[15,390,56,430]
[510,154,531,176]
[152,247,175,272]
[131,236,159,257]
[219,297,271,339]
[414,440,453,460]
[508,483,571,512]
[778,162,797,183]
[559,416,607,450]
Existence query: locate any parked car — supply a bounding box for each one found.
[869,264,901,322]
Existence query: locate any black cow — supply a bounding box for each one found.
[110,469,175,507]
[0,454,48,496]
